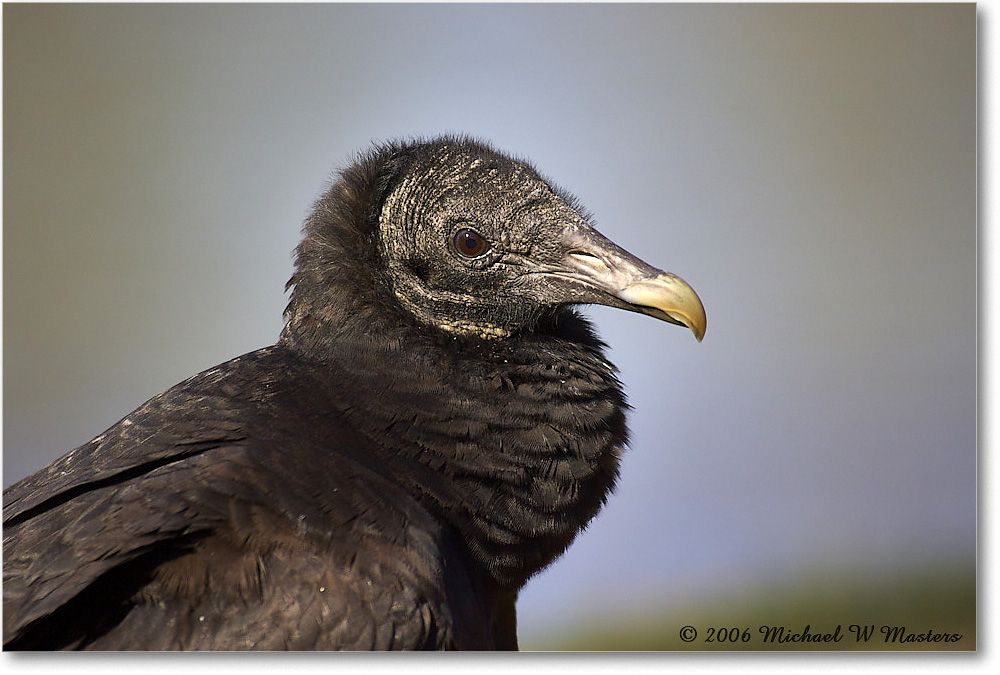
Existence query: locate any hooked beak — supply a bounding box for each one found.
[615,272,706,342]
[556,224,706,342]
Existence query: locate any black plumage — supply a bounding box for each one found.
[3,136,705,650]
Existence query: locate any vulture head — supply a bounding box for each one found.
[284,136,705,348]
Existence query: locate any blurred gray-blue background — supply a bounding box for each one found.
[3,4,975,648]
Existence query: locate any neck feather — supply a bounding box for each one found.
[283,310,628,589]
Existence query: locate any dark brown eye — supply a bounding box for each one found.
[453,228,490,258]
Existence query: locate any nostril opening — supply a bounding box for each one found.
[568,250,608,270]
[568,250,603,263]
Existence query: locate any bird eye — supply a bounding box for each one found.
[453,228,490,258]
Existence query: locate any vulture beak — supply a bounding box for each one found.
[558,224,707,342]
[616,272,706,342]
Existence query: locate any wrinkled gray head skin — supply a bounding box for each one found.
[378,142,589,338]
[375,139,705,341]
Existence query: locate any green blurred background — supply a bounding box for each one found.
[3,4,975,650]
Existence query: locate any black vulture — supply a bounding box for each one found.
[3,136,705,650]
